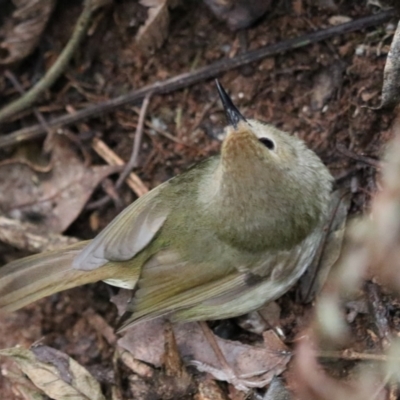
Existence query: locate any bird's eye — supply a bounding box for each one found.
[259,137,275,150]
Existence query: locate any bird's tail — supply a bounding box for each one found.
[0,241,137,313]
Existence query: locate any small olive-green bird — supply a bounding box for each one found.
[0,81,333,331]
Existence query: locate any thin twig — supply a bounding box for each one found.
[5,70,58,154]
[336,143,381,168]
[91,137,148,197]
[144,120,187,144]
[85,194,111,210]
[0,10,394,149]
[0,157,53,173]
[0,0,109,123]
[4,70,53,137]
[317,349,397,362]
[190,97,218,133]
[115,93,152,189]
[101,178,123,208]
[199,322,233,374]
[117,348,154,378]
[88,94,152,210]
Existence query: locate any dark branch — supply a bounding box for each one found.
[0,10,395,149]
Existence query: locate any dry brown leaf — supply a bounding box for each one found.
[310,62,345,111]
[0,0,56,65]
[236,302,281,335]
[162,324,193,397]
[136,0,173,54]
[195,377,229,400]
[202,0,272,30]
[292,0,303,15]
[110,288,133,316]
[263,376,291,400]
[119,319,290,389]
[0,345,106,400]
[118,327,194,399]
[0,215,79,253]
[84,308,117,346]
[318,0,338,9]
[0,136,120,234]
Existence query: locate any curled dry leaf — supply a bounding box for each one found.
[136,0,179,54]
[374,20,400,109]
[0,136,120,235]
[0,0,56,65]
[0,345,106,400]
[119,319,290,389]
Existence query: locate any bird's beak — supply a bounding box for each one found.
[215,79,246,129]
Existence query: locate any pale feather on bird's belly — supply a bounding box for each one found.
[103,278,137,289]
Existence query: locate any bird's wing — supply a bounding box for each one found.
[73,182,169,271]
[116,248,274,330]
[117,235,317,331]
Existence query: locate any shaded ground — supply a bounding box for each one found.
[0,1,398,399]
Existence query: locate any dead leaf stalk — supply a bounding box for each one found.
[115,93,152,189]
[87,94,152,210]
[4,70,54,141]
[90,138,148,197]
